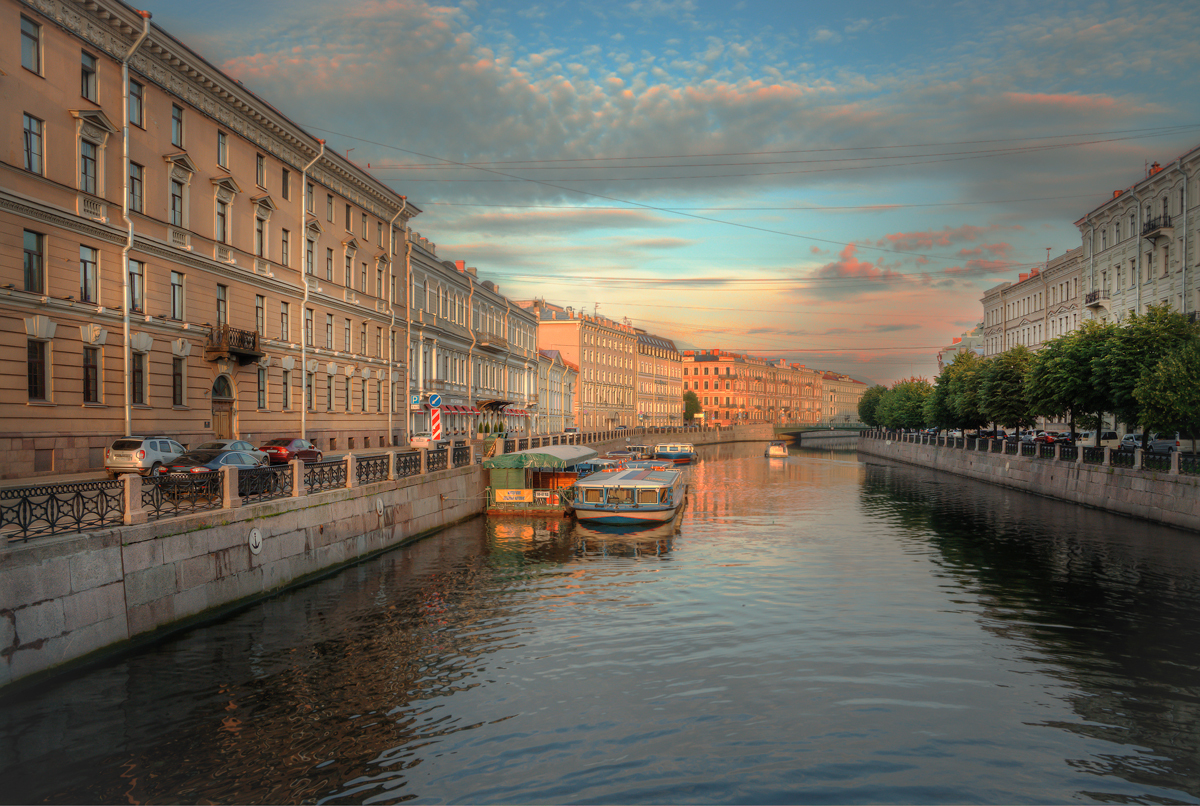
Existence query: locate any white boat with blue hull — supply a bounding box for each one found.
[571,467,686,526]
[653,443,697,464]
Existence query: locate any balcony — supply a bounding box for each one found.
[477,330,508,353]
[1085,289,1110,308]
[1142,214,1174,244]
[205,324,264,366]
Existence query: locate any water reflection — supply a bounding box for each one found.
[1,444,1199,804]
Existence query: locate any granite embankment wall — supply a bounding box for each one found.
[0,464,484,690]
[793,429,860,446]
[858,433,1200,532]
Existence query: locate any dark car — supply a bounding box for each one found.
[165,449,262,474]
[259,438,323,465]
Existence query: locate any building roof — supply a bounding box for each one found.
[636,332,679,352]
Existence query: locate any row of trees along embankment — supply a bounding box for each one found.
[856,304,1200,450]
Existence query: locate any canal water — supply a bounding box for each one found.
[3,442,1200,804]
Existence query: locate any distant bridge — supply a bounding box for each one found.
[774,422,867,436]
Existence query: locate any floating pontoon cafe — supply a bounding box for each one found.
[484,444,599,516]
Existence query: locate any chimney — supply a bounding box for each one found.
[1113,190,1123,198]
[1151,161,1162,175]
[455,259,465,272]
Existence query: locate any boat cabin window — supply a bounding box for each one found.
[638,489,659,505]
[584,488,603,504]
[608,488,633,504]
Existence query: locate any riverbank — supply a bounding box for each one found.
[857,431,1200,533]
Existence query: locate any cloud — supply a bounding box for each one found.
[878,225,1022,253]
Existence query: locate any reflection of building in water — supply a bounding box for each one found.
[860,459,1200,790]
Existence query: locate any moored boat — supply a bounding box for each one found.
[765,441,789,458]
[570,467,686,526]
[653,443,697,464]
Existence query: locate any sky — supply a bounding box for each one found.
[143,0,1200,386]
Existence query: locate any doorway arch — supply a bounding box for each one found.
[211,375,235,438]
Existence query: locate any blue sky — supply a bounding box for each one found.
[143,0,1200,384]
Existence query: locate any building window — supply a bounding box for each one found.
[216,199,229,243]
[83,346,100,403]
[129,80,143,126]
[23,114,43,174]
[345,204,352,230]
[171,271,184,319]
[255,214,266,258]
[344,255,353,287]
[361,213,367,238]
[280,302,290,340]
[344,376,351,411]
[376,327,382,358]
[361,262,367,293]
[23,230,44,293]
[326,194,334,221]
[282,370,291,409]
[172,357,184,406]
[217,131,228,168]
[131,352,146,405]
[21,16,41,74]
[129,163,143,212]
[81,51,97,101]
[128,260,144,312]
[326,376,333,410]
[257,367,267,409]
[306,372,314,410]
[306,239,315,275]
[281,229,290,266]
[344,319,351,352]
[217,284,228,326]
[305,308,314,346]
[80,140,98,195]
[281,168,290,200]
[80,245,98,303]
[326,314,333,348]
[255,295,265,334]
[170,179,185,226]
[28,340,48,400]
[306,182,314,212]
[171,104,184,148]
[360,378,366,411]
[326,248,333,281]
[359,323,366,354]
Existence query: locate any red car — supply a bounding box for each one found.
[258,438,323,465]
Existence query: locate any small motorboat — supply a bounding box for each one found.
[765,441,789,458]
[653,443,697,464]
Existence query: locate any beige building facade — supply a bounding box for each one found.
[635,330,682,427]
[535,349,577,434]
[1077,151,1200,324]
[821,371,867,424]
[981,247,1083,357]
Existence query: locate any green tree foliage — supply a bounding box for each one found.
[923,372,954,431]
[980,346,1035,432]
[946,351,989,430]
[682,390,701,421]
[1135,336,1200,437]
[875,377,933,430]
[858,384,888,427]
[1094,304,1197,442]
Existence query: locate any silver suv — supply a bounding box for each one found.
[105,436,187,478]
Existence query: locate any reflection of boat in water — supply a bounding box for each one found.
[574,508,682,554]
[765,441,789,458]
[570,467,686,526]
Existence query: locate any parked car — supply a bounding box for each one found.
[258,438,323,464]
[980,429,1007,439]
[191,439,268,465]
[948,429,964,438]
[1034,431,1073,445]
[1077,430,1120,449]
[616,425,628,430]
[104,436,187,478]
[1119,433,1145,452]
[564,427,580,433]
[409,433,450,449]
[165,449,263,474]
[1148,433,1182,454]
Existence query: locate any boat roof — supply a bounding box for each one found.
[654,443,695,450]
[576,467,681,486]
[483,444,598,469]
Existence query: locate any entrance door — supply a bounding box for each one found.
[212,401,233,438]
[211,375,235,438]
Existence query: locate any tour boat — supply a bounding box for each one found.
[624,459,674,471]
[765,441,789,458]
[653,443,697,464]
[570,467,686,526]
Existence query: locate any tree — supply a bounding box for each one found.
[980,346,1035,433]
[923,371,954,431]
[682,390,701,421]
[875,377,933,430]
[946,351,989,430]
[1094,303,1197,446]
[858,384,888,427]
[1028,321,1115,442]
[1135,335,1200,441]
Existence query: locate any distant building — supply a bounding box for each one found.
[936,324,984,371]
[535,350,577,434]
[821,371,868,424]
[681,349,822,426]
[981,247,1083,356]
[635,330,682,427]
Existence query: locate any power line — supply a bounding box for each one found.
[411,193,1099,211]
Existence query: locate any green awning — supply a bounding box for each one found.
[483,444,598,469]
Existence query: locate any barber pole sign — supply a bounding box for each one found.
[431,406,443,440]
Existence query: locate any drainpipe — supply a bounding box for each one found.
[120,9,152,437]
[1177,160,1189,316]
[387,198,407,446]
[1134,192,1142,316]
[1085,216,1094,320]
[465,276,477,435]
[298,139,325,442]
[404,223,414,438]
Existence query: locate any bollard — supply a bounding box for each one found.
[123,473,147,525]
[1054,443,1061,461]
[222,465,241,509]
[291,458,304,497]
[1103,447,1111,467]
[1171,450,1181,475]
[345,453,355,488]
[420,448,429,475]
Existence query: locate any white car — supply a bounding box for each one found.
[409,433,450,449]
[104,436,187,478]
